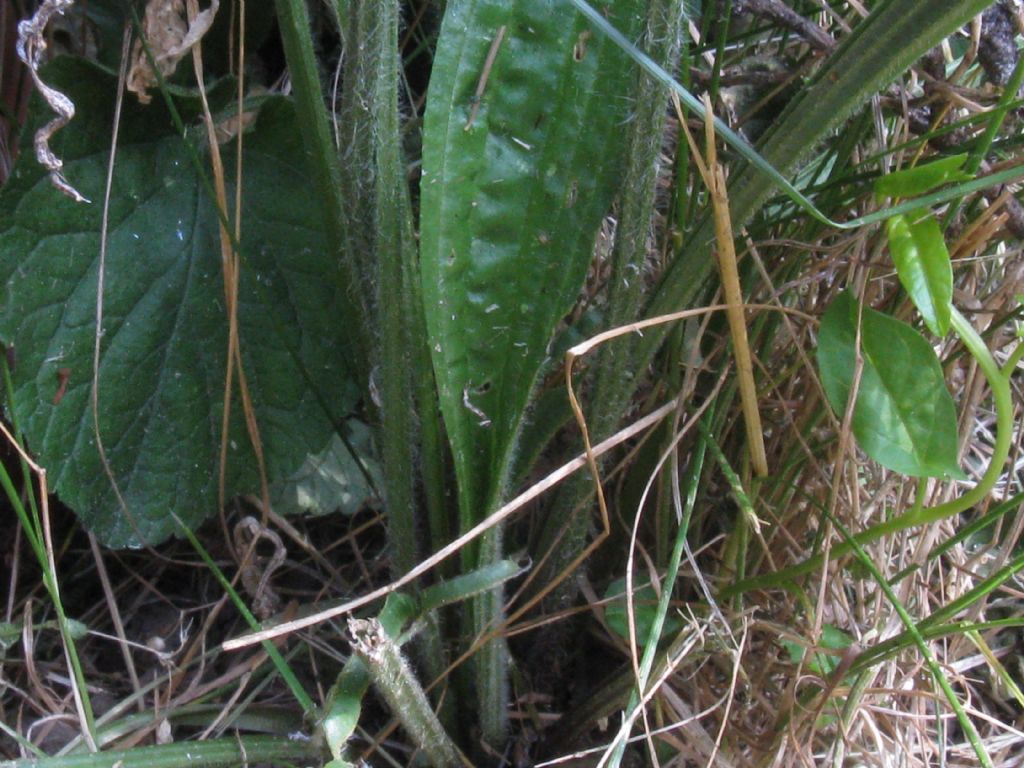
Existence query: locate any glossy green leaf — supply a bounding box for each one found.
[817,292,963,479]
[0,59,359,547]
[873,154,971,200]
[885,213,953,336]
[420,0,643,522]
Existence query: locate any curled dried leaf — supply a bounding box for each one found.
[126,0,220,105]
[15,0,90,203]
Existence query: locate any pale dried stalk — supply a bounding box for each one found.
[677,92,769,477]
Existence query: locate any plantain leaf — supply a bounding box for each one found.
[0,59,359,547]
[817,292,964,479]
[885,213,953,336]
[419,0,644,524]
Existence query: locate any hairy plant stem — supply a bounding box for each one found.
[0,735,323,768]
[273,0,371,382]
[723,306,1014,596]
[333,0,453,733]
[529,0,683,609]
[339,0,420,578]
[349,618,463,767]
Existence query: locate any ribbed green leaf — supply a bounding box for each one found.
[420,0,644,740]
[817,292,963,478]
[420,0,643,520]
[0,60,358,546]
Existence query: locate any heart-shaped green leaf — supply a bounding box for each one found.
[885,213,953,336]
[0,59,359,546]
[817,292,964,478]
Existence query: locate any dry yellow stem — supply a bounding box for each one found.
[682,94,768,477]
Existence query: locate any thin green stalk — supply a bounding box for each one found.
[2,359,43,546]
[0,734,324,768]
[605,414,710,767]
[175,519,315,714]
[826,512,993,768]
[851,550,1024,673]
[899,489,1024,575]
[707,1,731,106]
[273,0,371,380]
[2,363,98,748]
[941,51,1024,229]
[723,307,1014,596]
[830,668,874,768]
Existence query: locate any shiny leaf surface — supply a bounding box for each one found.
[817,292,963,478]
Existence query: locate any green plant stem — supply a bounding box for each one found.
[850,550,1024,674]
[348,618,463,767]
[605,414,709,767]
[342,0,421,579]
[0,735,324,768]
[941,51,1024,229]
[342,0,454,731]
[1,362,98,748]
[322,594,418,762]
[723,306,1014,596]
[965,53,1024,177]
[273,0,371,380]
[826,512,993,767]
[176,519,315,714]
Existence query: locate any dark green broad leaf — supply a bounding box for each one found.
[817,292,963,479]
[420,0,644,520]
[885,212,953,337]
[0,59,359,547]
